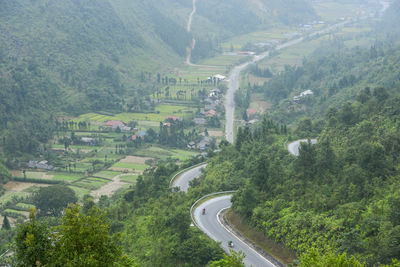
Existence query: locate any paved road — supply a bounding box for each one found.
[287,139,317,156]
[224,20,353,144]
[194,195,276,267]
[171,163,207,192]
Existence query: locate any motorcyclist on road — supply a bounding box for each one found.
[202,208,206,215]
[228,240,233,248]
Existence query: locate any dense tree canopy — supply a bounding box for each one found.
[33,185,77,217]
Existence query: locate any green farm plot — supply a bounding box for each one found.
[314,2,361,21]
[16,203,35,210]
[73,177,109,190]
[94,171,121,179]
[3,209,28,218]
[135,146,196,161]
[112,162,148,171]
[52,144,95,153]
[77,104,196,124]
[70,162,92,173]
[221,29,289,50]
[170,149,198,161]
[119,174,138,183]
[155,104,196,114]
[200,55,247,67]
[68,186,90,200]
[0,192,30,205]
[137,120,160,128]
[49,172,85,182]
[25,171,47,179]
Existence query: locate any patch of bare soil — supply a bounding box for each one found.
[3,182,51,192]
[207,131,224,137]
[108,167,144,174]
[0,215,20,227]
[11,170,22,177]
[91,173,133,201]
[120,156,154,164]
[42,174,54,180]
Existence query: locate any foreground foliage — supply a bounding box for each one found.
[199,88,400,264]
[13,205,135,267]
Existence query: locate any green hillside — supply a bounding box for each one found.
[0,0,317,160]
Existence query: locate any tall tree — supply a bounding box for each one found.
[2,215,10,230]
[51,204,135,267]
[14,208,52,266]
[33,185,77,217]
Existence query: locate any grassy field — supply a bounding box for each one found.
[0,192,30,205]
[68,186,90,200]
[16,203,35,210]
[112,162,148,171]
[3,209,28,217]
[313,1,366,22]
[77,104,197,123]
[50,172,85,182]
[93,170,121,179]
[119,174,138,183]
[221,27,294,51]
[73,177,110,190]
[134,146,197,161]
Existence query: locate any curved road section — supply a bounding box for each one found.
[194,195,276,267]
[171,163,207,193]
[287,139,317,156]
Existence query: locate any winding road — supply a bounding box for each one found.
[172,164,278,265]
[194,195,276,267]
[171,163,207,192]
[180,6,366,265]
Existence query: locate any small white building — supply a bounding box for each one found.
[293,90,314,103]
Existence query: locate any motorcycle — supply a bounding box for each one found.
[202,208,206,215]
[228,241,234,248]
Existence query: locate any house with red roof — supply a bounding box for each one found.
[247,108,258,120]
[205,110,217,117]
[105,121,124,128]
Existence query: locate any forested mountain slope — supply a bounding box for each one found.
[259,42,400,125]
[198,91,400,264]
[253,0,400,126]
[0,0,316,160]
[192,1,400,264]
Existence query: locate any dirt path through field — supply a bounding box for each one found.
[91,173,134,201]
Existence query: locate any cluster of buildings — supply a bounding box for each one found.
[193,88,222,126]
[187,136,213,150]
[299,21,325,31]
[104,121,132,132]
[28,160,54,170]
